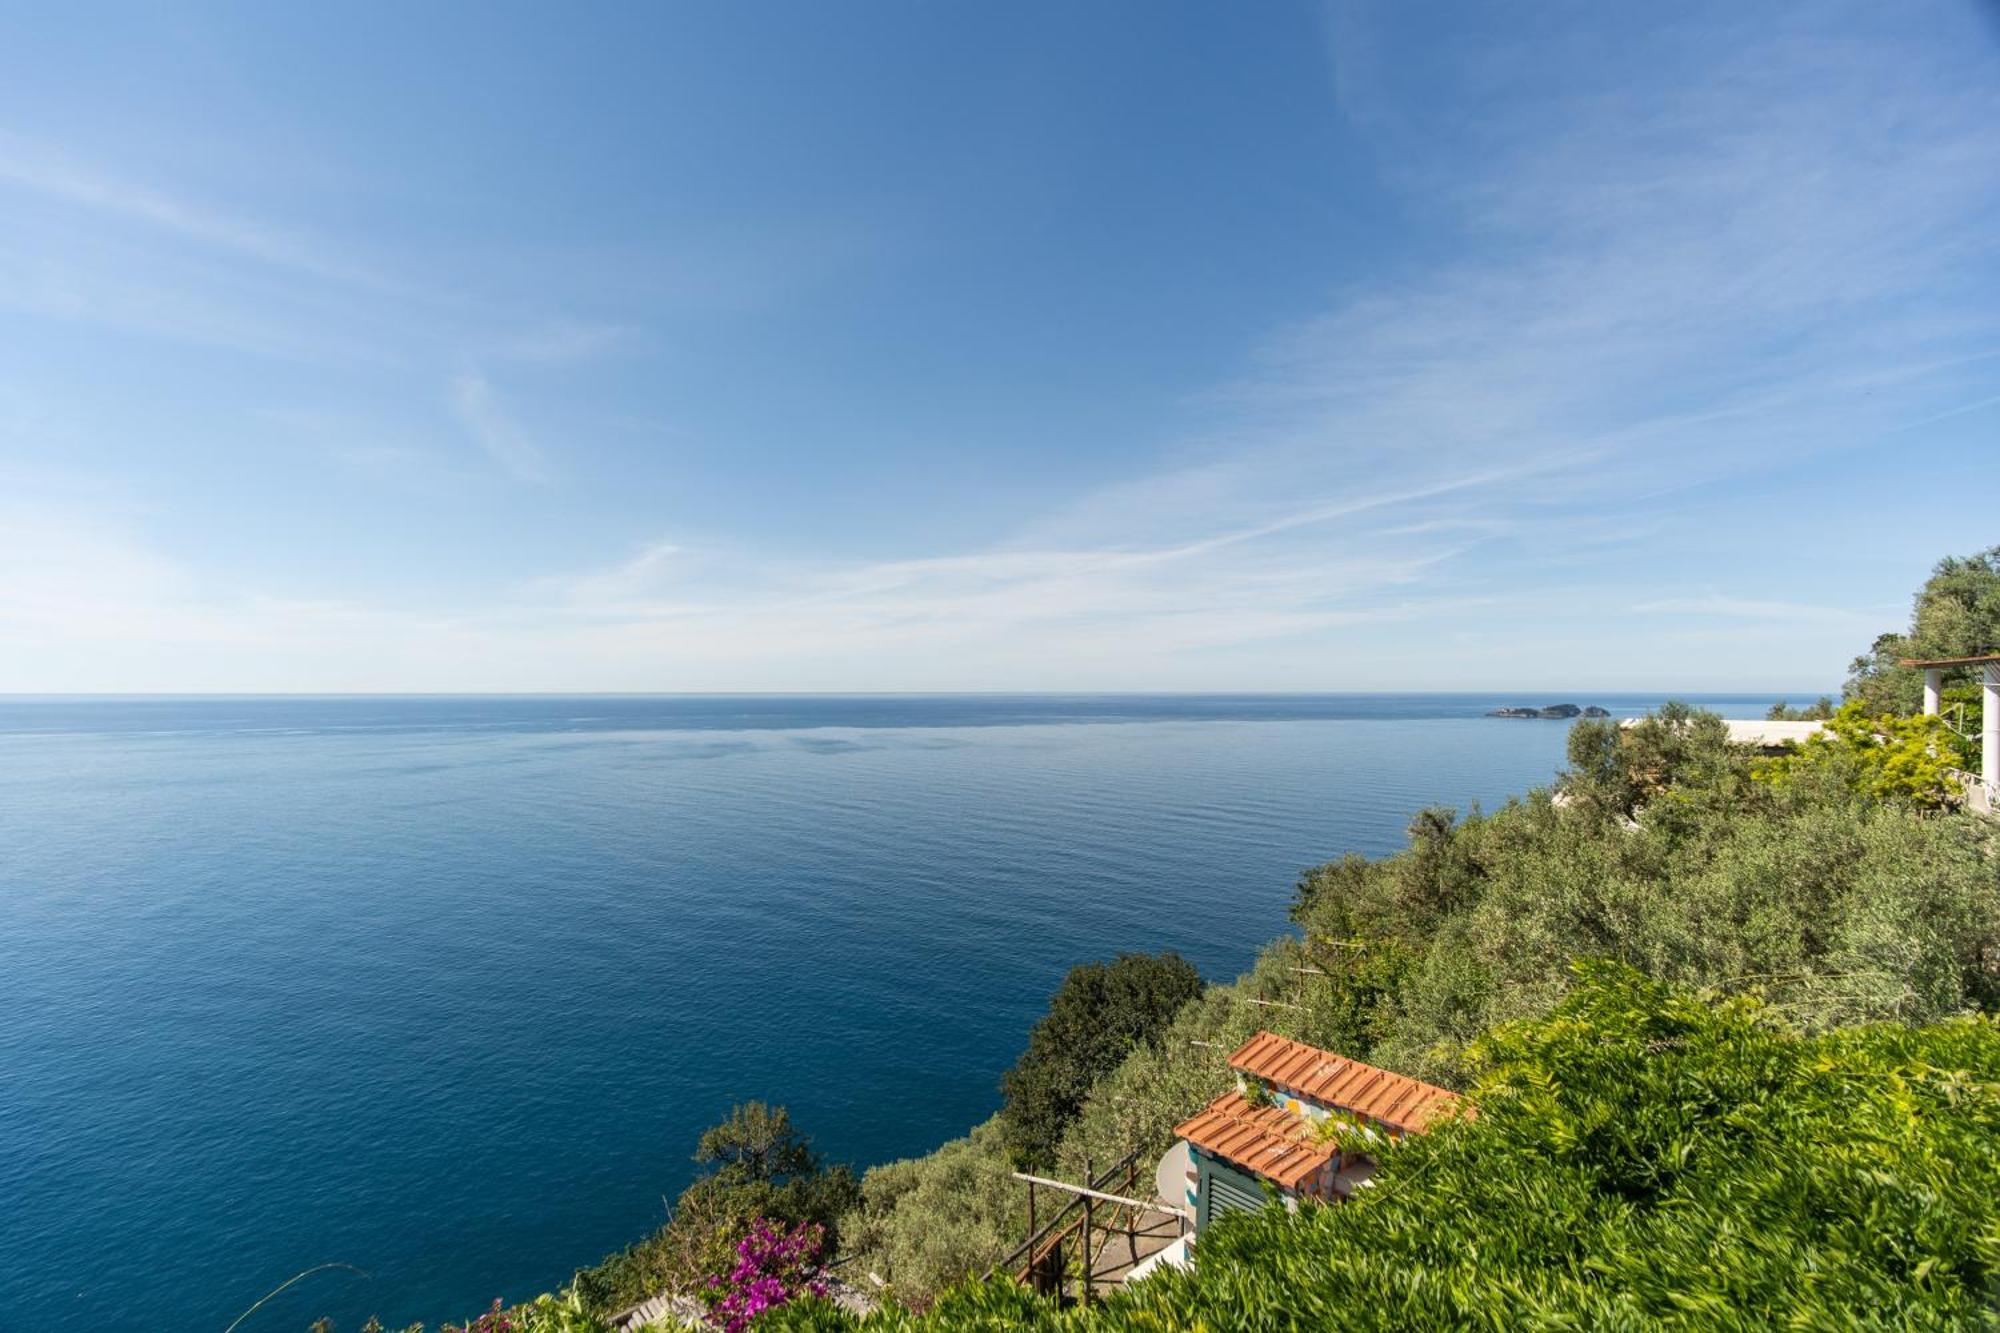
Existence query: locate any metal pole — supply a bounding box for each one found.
[1082,1157,1093,1304]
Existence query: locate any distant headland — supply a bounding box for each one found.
[1486,703,1612,719]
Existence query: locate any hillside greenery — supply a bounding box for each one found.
[315,547,2000,1330]
[767,965,2000,1330]
[573,1102,860,1317]
[1765,694,1836,720]
[833,696,1999,1306]
[327,692,1998,1328]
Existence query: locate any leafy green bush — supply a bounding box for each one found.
[686,1102,861,1243]
[1559,699,1744,821]
[767,965,2000,1330]
[998,952,1203,1167]
[836,1116,1024,1305]
[1754,701,1973,810]
[573,1103,858,1317]
[441,1291,606,1332]
[1319,725,1998,1081]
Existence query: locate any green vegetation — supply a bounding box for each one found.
[839,1116,1024,1302]
[835,689,1999,1307]
[1847,544,2000,718]
[314,548,2000,1330]
[320,1104,858,1332]
[1766,694,1835,720]
[685,1102,861,1242]
[767,965,2000,1329]
[998,952,1203,1167]
[1755,700,1974,810]
[574,1103,859,1317]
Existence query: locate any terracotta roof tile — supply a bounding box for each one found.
[1227,1031,1464,1134]
[1173,1092,1333,1192]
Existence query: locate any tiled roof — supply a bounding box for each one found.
[1227,1031,1463,1134]
[1173,1092,1334,1192]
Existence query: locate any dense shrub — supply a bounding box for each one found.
[1305,716,1999,1084]
[997,952,1203,1167]
[1559,700,1744,821]
[1754,700,1974,810]
[324,1288,607,1333]
[573,1103,858,1317]
[836,1116,1023,1305]
[685,1102,861,1243]
[704,1219,828,1332]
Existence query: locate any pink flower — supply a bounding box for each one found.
[702,1218,827,1330]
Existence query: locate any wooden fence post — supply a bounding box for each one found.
[1082,1156,1094,1304]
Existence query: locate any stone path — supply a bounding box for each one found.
[1086,1209,1188,1295]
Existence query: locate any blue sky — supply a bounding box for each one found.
[2,1,1997,692]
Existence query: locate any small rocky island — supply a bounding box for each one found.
[1487,703,1612,719]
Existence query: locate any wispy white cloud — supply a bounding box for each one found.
[3,4,1994,691]
[448,370,548,483]
[493,320,643,364]
[0,131,405,293]
[0,131,651,381]
[495,9,1991,688]
[530,539,687,611]
[1630,595,1881,625]
[1230,4,2000,495]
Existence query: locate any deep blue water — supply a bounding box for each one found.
[0,693,1803,1331]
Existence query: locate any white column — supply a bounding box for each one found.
[1984,662,1999,791]
[1922,668,1942,716]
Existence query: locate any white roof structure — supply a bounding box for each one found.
[1617,718,1824,748]
[1722,720,1826,747]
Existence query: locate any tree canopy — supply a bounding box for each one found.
[1847,545,2000,716]
[998,951,1204,1168]
[571,1103,859,1318]
[1754,700,1974,810]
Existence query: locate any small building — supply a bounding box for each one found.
[1171,1031,1462,1232]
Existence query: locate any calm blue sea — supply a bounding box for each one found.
[0,693,1801,1331]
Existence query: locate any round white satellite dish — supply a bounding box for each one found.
[1155,1139,1195,1211]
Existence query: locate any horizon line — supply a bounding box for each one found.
[0,687,1840,700]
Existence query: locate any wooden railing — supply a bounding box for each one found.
[995,1148,1161,1305]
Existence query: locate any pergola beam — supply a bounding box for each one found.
[1010,1172,1192,1218]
